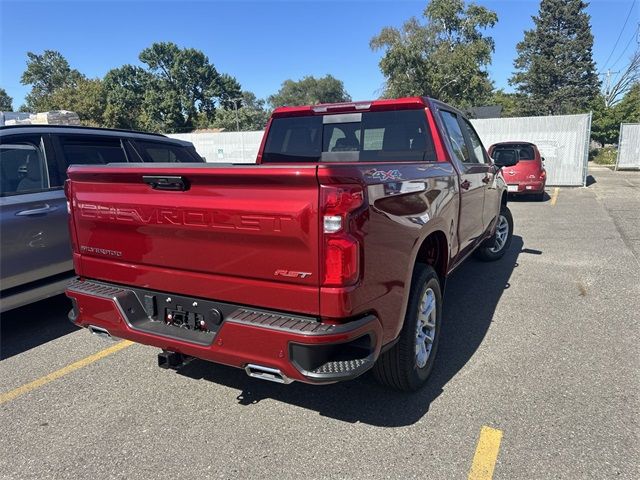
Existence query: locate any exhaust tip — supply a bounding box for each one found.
[87,325,114,340]
[245,364,292,384]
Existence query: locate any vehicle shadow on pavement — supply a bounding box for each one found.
[0,295,78,360]
[509,192,550,202]
[177,236,524,426]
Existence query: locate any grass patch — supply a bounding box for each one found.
[589,147,617,165]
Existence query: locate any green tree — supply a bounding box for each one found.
[488,89,526,117]
[590,94,620,146]
[268,75,350,108]
[370,0,497,107]
[510,0,600,115]
[616,82,640,123]
[20,50,84,111]
[0,88,13,110]
[47,78,106,126]
[211,91,270,131]
[138,42,242,132]
[102,65,153,130]
[590,84,639,146]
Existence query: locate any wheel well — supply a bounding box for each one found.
[501,192,508,206]
[415,231,448,286]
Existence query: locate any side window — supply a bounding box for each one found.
[60,135,128,167]
[460,118,487,164]
[440,111,471,164]
[136,141,196,163]
[0,137,49,196]
[124,140,145,162]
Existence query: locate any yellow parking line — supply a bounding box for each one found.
[550,187,560,206]
[0,340,133,405]
[468,425,504,480]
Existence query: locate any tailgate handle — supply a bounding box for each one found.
[142,176,189,191]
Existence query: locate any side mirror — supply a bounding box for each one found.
[493,148,519,168]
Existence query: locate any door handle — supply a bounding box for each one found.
[460,180,471,190]
[16,204,55,216]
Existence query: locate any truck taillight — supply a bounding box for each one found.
[64,179,72,213]
[320,185,365,287]
[64,180,79,255]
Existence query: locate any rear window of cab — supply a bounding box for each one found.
[262,109,436,163]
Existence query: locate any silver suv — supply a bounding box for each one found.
[0,125,203,312]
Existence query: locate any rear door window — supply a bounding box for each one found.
[59,135,128,167]
[0,136,50,196]
[439,111,471,164]
[262,109,436,163]
[136,141,198,163]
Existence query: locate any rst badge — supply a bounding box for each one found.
[274,270,312,279]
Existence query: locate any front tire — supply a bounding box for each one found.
[475,205,513,261]
[373,264,442,392]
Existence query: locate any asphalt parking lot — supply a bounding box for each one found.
[1,165,638,480]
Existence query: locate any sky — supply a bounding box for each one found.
[1,0,639,109]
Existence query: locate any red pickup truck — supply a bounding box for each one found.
[65,97,516,391]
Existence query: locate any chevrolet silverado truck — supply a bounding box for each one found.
[65,97,517,391]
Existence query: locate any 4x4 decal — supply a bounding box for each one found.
[364,168,403,181]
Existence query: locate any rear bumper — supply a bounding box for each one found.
[66,278,382,384]
[507,180,545,194]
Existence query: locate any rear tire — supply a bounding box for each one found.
[373,264,442,392]
[475,205,513,262]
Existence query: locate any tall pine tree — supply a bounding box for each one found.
[510,0,600,115]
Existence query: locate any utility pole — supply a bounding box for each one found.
[600,69,621,107]
[231,98,241,132]
[230,97,244,161]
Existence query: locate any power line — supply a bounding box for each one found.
[610,23,640,69]
[601,0,637,70]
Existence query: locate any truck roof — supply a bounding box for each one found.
[271,97,431,118]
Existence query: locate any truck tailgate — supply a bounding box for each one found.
[67,164,321,314]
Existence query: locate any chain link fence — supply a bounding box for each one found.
[615,123,640,170]
[470,113,592,186]
[167,131,263,163]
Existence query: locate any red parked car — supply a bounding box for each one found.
[489,142,546,201]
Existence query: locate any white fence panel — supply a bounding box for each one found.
[616,123,640,170]
[471,113,591,186]
[167,131,264,163]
